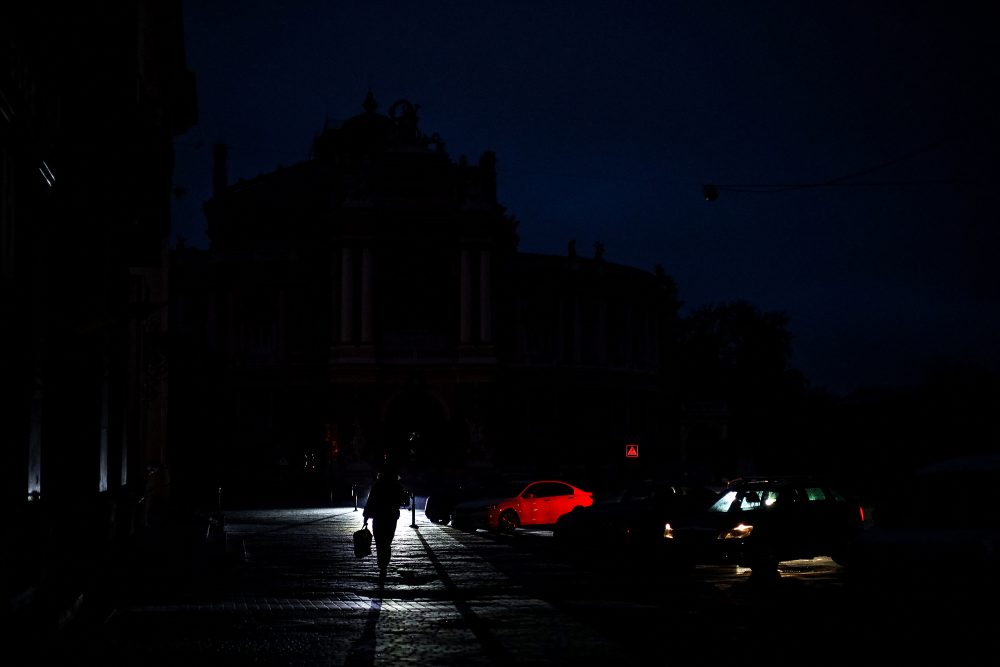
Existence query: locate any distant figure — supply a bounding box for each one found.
[363,463,407,580]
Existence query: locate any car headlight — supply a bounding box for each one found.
[720,523,753,540]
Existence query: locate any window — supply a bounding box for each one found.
[710,491,737,513]
[531,482,572,498]
[712,486,780,512]
[804,487,827,501]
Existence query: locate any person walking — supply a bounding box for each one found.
[362,462,407,580]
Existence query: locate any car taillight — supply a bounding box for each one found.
[858,505,865,523]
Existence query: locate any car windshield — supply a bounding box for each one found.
[709,488,780,512]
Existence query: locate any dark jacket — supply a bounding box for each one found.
[363,472,406,522]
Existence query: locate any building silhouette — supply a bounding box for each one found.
[170,94,682,504]
[2,2,196,620]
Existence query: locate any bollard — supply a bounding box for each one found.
[207,486,226,555]
[353,485,358,511]
[410,491,417,528]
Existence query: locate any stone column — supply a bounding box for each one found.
[277,289,286,362]
[340,246,354,343]
[460,248,472,344]
[361,246,373,343]
[27,365,43,499]
[597,299,608,364]
[572,295,582,364]
[479,250,492,343]
[624,304,633,367]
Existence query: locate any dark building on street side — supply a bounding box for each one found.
[169,94,682,505]
[2,3,197,620]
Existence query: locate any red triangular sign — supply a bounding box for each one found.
[625,444,639,458]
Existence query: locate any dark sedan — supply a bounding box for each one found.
[553,478,720,563]
[663,476,866,578]
[448,476,534,532]
[424,470,527,526]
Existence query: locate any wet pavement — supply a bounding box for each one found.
[32,505,998,666]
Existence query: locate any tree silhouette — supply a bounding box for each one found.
[677,300,816,475]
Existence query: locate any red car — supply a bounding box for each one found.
[487,480,594,533]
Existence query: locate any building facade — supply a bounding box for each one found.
[170,94,680,504]
[2,2,196,614]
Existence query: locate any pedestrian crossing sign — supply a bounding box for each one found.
[625,444,639,458]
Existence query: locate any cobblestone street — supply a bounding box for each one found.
[40,508,639,666]
[35,505,995,666]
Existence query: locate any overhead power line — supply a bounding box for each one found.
[704,135,982,201]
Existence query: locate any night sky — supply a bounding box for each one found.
[170,1,999,397]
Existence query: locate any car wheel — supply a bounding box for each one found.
[663,555,696,577]
[498,509,520,534]
[748,553,780,580]
[831,541,854,567]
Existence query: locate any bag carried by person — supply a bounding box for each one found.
[353,524,373,558]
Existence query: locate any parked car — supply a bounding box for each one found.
[423,484,460,524]
[424,473,486,524]
[449,476,535,532]
[424,470,520,525]
[553,478,719,561]
[489,480,594,534]
[662,476,866,577]
[851,453,1000,594]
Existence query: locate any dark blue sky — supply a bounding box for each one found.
[170,1,998,396]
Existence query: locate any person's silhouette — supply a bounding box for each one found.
[362,463,407,580]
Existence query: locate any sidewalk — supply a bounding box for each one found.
[8,502,237,656]
[35,505,637,665]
